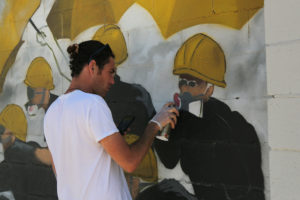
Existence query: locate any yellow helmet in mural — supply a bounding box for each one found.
[0,104,27,141]
[173,33,226,88]
[92,24,128,66]
[124,134,158,182]
[24,57,55,90]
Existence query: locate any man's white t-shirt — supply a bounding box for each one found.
[44,90,132,200]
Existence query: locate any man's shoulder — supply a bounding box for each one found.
[45,90,108,118]
[62,90,106,105]
[76,91,107,107]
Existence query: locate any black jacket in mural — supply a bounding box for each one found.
[105,75,156,136]
[153,97,265,200]
[0,139,57,200]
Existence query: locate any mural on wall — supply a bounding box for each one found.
[0,0,266,199]
[0,104,56,200]
[24,57,58,147]
[136,34,264,200]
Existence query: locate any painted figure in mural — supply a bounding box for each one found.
[93,25,156,139]
[93,24,158,198]
[44,40,178,200]
[137,34,265,200]
[23,57,58,146]
[0,104,57,200]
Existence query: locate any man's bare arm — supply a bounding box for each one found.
[100,102,178,173]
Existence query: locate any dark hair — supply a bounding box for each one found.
[67,40,115,77]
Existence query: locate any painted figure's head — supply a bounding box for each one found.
[93,24,128,67]
[0,104,27,147]
[24,57,54,114]
[173,33,227,97]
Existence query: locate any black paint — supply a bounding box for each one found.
[105,75,156,136]
[154,98,265,200]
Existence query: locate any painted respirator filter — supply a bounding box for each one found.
[175,91,204,117]
[155,92,205,141]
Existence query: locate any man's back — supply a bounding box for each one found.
[44,90,131,200]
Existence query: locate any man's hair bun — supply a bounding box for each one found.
[67,43,79,56]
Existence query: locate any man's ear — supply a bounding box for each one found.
[88,60,96,74]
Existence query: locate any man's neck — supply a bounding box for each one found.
[65,76,92,94]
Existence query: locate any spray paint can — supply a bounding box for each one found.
[156,123,171,141]
[155,93,182,141]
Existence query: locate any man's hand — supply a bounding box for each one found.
[151,102,179,129]
[100,103,179,173]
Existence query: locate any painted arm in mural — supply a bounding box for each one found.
[100,103,179,173]
[34,148,53,165]
[34,148,56,176]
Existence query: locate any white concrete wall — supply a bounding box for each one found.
[265,0,300,199]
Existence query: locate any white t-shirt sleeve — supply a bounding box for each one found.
[88,99,119,142]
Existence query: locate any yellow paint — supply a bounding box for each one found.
[173,33,226,88]
[125,134,158,182]
[137,0,263,38]
[47,0,263,39]
[0,104,27,141]
[47,0,135,40]
[0,0,40,93]
[24,57,55,90]
[46,0,74,39]
[93,24,128,66]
